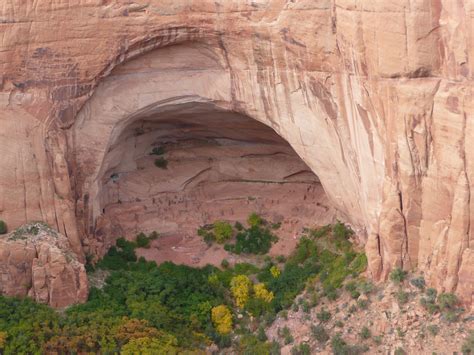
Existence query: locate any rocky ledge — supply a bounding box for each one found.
[0,222,88,308]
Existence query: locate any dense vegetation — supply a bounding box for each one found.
[198,213,279,255]
[0,222,368,354]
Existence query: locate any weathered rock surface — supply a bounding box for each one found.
[0,0,472,305]
[0,223,88,308]
[267,277,472,354]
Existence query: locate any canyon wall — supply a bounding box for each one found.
[0,0,472,305]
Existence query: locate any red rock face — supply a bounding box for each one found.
[0,0,472,307]
[0,223,88,308]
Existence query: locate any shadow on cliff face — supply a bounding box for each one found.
[88,105,337,265]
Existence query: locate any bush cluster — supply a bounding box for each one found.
[311,324,329,343]
[198,221,234,245]
[224,224,278,255]
[390,267,408,284]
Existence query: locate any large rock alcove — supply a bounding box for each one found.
[71,43,337,263]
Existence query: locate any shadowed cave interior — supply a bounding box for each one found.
[92,102,336,266]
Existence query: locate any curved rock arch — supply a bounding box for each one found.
[71,40,375,258]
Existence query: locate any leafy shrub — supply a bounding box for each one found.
[0,331,6,350]
[221,259,230,269]
[426,288,437,302]
[271,222,282,230]
[351,290,361,299]
[331,334,347,354]
[301,300,310,313]
[335,320,344,328]
[254,283,274,303]
[330,334,368,355]
[394,347,406,355]
[121,335,179,355]
[396,290,409,305]
[373,335,383,345]
[257,326,267,341]
[213,221,233,244]
[357,299,369,310]
[358,280,374,295]
[316,308,331,322]
[211,305,233,334]
[154,157,168,169]
[396,327,405,338]
[332,221,353,252]
[444,310,461,322]
[359,326,371,340]
[291,342,310,355]
[420,297,439,314]
[234,221,244,231]
[248,212,263,227]
[135,232,151,248]
[420,288,440,314]
[0,220,7,235]
[197,224,215,244]
[270,265,281,278]
[345,281,357,293]
[390,268,407,284]
[311,325,329,343]
[96,238,137,270]
[230,275,252,308]
[236,334,274,354]
[224,224,277,255]
[324,286,338,300]
[438,293,459,310]
[410,276,426,290]
[350,253,368,274]
[280,326,294,345]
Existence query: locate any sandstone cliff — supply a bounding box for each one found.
[0,0,472,306]
[0,223,88,308]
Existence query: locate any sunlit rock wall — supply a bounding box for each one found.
[0,0,472,305]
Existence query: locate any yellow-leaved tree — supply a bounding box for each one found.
[230,275,252,308]
[253,283,274,303]
[270,265,280,278]
[0,331,7,350]
[211,305,233,335]
[121,335,179,355]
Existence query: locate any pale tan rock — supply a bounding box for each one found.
[0,223,88,308]
[0,0,472,306]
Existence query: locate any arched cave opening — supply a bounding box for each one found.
[90,103,336,266]
[72,42,338,266]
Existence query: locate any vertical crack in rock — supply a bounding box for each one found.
[398,190,409,269]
